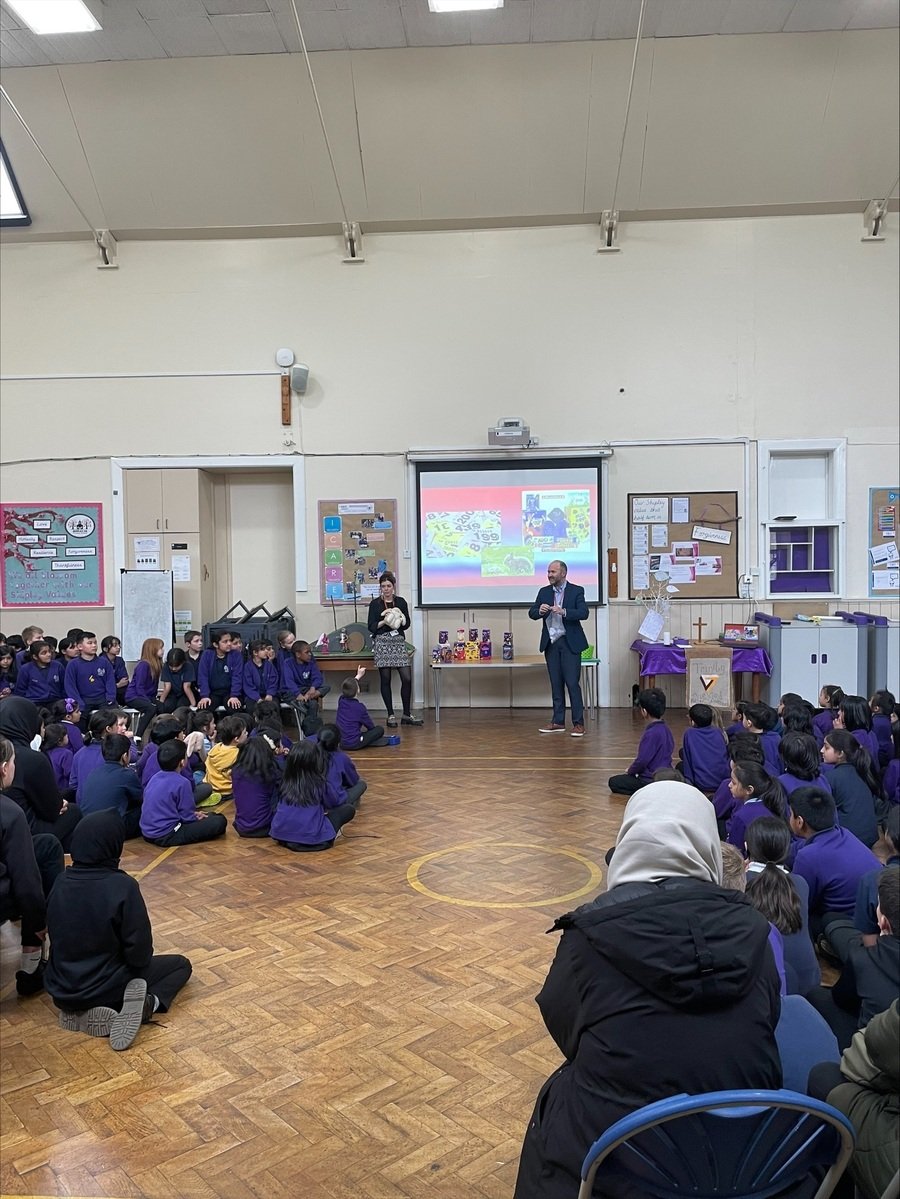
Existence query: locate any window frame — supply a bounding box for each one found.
[757,438,846,600]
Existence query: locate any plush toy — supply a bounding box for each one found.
[382,606,405,630]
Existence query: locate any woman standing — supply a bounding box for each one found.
[366,571,422,728]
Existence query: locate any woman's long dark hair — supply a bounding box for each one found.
[732,761,788,821]
[779,732,821,781]
[279,740,328,808]
[825,730,883,800]
[233,736,278,785]
[745,817,802,935]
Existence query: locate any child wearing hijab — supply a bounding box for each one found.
[45,811,193,1051]
[513,781,781,1199]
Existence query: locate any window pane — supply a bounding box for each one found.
[769,454,830,519]
[768,526,835,593]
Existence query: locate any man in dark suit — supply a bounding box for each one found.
[528,560,589,737]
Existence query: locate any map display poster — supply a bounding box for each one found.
[1,503,104,607]
[318,499,399,604]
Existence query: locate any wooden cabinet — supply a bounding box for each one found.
[125,469,202,533]
[124,471,214,650]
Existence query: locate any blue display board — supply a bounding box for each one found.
[1,502,104,606]
[318,499,398,604]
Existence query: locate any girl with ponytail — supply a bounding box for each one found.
[726,760,789,850]
[745,817,820,994]
[821,730,882,847]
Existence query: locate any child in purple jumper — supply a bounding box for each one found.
[608,688,674,796]
[336,669,390,750]
[678,703,729,793]
[140,741,227,847]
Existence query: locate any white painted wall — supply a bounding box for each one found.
[1,215,897,701]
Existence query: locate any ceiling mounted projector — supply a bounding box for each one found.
[488,417,531,447]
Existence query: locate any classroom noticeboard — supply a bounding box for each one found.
[318,499,399,605]
[0,502,104,607]
[868,487,899,597]
[628,491,739,600]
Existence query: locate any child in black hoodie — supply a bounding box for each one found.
[45,811,192,1051]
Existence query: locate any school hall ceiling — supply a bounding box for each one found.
[0,1,897,240]
[1,1,897,66]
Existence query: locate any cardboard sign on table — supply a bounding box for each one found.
[685,643,734,710]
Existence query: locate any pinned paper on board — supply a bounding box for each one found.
[870,542,899,566]
[651,524,669,548]
[632,497,668,523]
[632,524,649,553]
[692,525,732,545]
[873,569,900,591]
[632,554,650,590]
[672,497,690,523]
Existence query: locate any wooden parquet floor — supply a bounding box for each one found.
[0,707,681,1199]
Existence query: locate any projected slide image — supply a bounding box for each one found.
[416,460,602,606]
[424,510,502,559]
[481,545,535,577]
[522,490,590,550]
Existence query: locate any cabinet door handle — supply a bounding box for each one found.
[156,518,160,530]
[821,653,828,664]
[811,653,817,664]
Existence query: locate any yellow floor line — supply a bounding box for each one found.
[131,845,179,879]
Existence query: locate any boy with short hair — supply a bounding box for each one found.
[679,703,730,792]
[809,866,900,1049]
[790,787,880,931]
[607,688,674,796]
[280,640,331,736]
[196,631,242,713]
[15,625,43,669]
[64,631,116,724]
[140,741,227,847]
[80,733,143,838]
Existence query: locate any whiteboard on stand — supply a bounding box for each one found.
[121,570,174,661]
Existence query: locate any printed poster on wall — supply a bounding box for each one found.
[1,502,104,607]
[318,499,399,604]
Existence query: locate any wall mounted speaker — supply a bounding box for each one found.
[290,364,310,395]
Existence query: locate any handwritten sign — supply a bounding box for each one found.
[692,524,732,545]
[632,497,668,523]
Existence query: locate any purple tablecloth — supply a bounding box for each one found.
[630,639,773,677]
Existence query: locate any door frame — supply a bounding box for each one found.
[110,456,306,635]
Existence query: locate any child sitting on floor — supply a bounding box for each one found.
[231,735,280,838]
[140,741,227,847]
[336,668,391,750]
[203,715,248,801]
[741,702,782,776]
[317,724,367,807]
[45,810,193,1051]
[607,688,673,796]
[270,740,356,852]
[678,703,728,793]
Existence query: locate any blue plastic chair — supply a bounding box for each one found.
[577,1089,856,1199]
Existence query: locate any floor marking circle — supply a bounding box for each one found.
[407,841,603,909]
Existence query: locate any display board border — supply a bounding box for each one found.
[867,486,899,598]
[627,491,739,600]
[0,501,105,607]
[317,498,399,606]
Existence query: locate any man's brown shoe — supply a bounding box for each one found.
[539,722,566,733]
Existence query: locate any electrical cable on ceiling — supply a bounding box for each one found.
[0,83,100,240]
[287,0,352,230]
[609,0,647,220]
